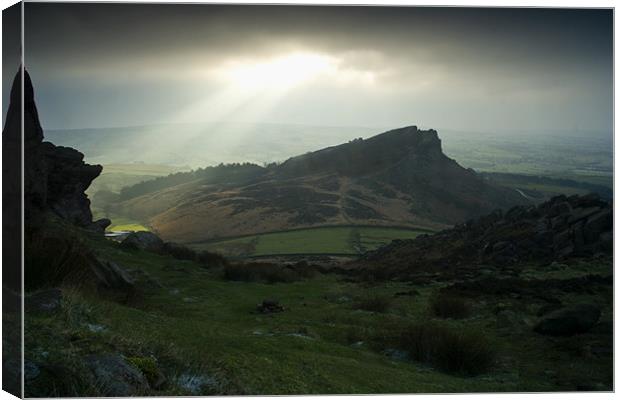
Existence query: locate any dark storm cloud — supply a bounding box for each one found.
[20,3,613,131]
[25,5,611,72]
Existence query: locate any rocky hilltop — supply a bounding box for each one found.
[115,126,526,243]
[4,68,110,231]
[356,193,612,280]
[277,126,444,177]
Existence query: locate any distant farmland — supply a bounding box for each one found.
[188,226,432,258]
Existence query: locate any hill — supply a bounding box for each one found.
[110,126,527,243]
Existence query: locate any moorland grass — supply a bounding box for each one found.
[353,294,392,313]
[23,233,613,395]
[428,292,472,319]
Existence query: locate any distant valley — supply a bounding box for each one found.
[47,122,613,257]
[88,126,525,245]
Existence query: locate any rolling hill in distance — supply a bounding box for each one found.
[103,126,527,243]
[45,122,381,167]
[46,122,613,186]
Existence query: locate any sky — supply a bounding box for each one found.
[6,4,614,134]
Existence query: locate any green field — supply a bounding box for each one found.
[107,218,150,232]
[91,212,150,233]
[190,226,430,257]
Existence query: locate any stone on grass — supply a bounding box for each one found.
[84,354,149,396]
[534,304,601,336]
[256,299,284,314]
[121,232,165,253]
[90,258,135,291]
[25,288,62,313]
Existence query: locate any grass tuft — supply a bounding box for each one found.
[354,294,392,313]
[223,262,298,283]
[371,322,496,376]
[428,292,472,319]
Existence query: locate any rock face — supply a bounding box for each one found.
[534,304,601,336]
[4,68,109,231]
[90,258,135,292]
[358,193,613,279]
[42,143,105,228]
[84,354,149,396]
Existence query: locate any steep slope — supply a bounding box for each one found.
[114,126,526,243]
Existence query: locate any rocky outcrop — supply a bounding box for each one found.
[42,143,106,228]
[4,68,109,231]
[534,304,601,336]
[278,126,444,177]
[276,125,526,224]
[121,231,166,253]
[357,193,612,279]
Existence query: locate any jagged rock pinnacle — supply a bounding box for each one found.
[4,67,110,231]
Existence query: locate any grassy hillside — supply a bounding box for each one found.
[24,233,613,396]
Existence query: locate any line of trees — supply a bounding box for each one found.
[118,162,266,201]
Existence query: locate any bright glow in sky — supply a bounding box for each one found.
[16,4,613,135]
[217,52,337,90]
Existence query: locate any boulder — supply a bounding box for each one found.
[572,220,586,252]
[496,309,526,332]
[599,231,613,251]
[567,206,601,224]
[126,268,163,289]
[24,360,41,381]
[121,232,165,253]
[89,218,112,233]
[533,304,601,336]
[90,258,135,292]
[256,299,284,313]
[568,193,606,209]
[175,373,220,395]
[547,201,571,218]
[25,288,62,313]
[23,362,76,397]
[583,209,612,244]
[550,215,568,231]
[84,354,149,396]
